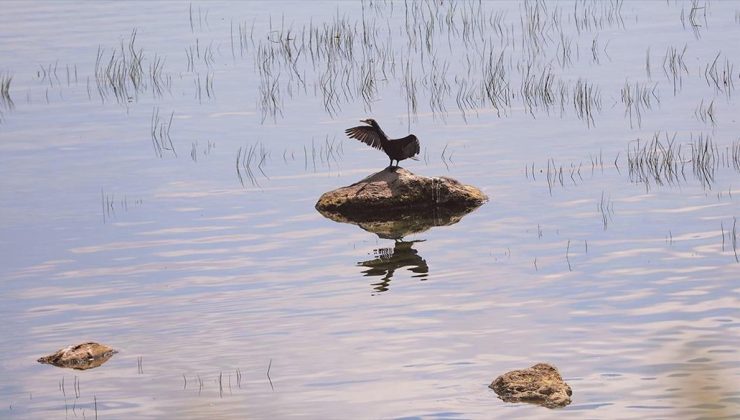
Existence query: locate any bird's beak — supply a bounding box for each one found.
[360,119,370,124]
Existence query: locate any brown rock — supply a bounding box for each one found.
[489,363,572,408]
[315,167,488,216]
[37,342,117,370]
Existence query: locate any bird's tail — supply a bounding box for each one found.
[410,156,419,161]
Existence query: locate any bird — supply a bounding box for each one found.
[345,119,420,168]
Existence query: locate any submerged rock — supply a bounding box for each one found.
[37,342,117,370]
[489,363,572,408]
[315,167,487,216]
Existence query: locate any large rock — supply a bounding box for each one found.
[489,363,572,408]
[38,342,117,370]
[315,167,487,215]
[316,168,487,238]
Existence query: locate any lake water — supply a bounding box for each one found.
[1,1,739,418]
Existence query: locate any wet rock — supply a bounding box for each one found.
[37,342,117,370]
[489,363,572,408]
[315,167,488,218]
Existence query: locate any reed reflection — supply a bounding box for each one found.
[358,239,428,294]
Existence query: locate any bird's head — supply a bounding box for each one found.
[360,118,378,127]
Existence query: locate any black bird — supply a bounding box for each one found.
[345,118,420,168]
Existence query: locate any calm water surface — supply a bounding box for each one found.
[1,1,739,418]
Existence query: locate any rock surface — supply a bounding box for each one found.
[38,342,117,370]
[315,167,487,216]
[489,363,572,408]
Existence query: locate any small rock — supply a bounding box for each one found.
[315,167,487,215]
[38,342,117,370]
[489,363,572,408]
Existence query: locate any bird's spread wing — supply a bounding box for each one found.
[399,135,420,158]
[345,126,383,150]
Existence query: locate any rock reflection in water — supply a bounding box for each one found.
[358,239,428,293]
[316,202,483,240]
[317,197,483,292]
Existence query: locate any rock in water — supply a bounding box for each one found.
[38,342,117,370]
[489,363,572,408]
[315,167,487,215]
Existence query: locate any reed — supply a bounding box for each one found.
[694,98,716,127]
[662,44,689,95]
[93,29,170,103]
[236,142,269,188]
[150,107,176,158]
[0,72,13,113]
[689,133,717,189]
[233,0,632,125]
[703,52,735,98]
[627,131,683,189]
[267,359,274,391]
[598,191,614,231]
[573,78,601,127]
[621,80,659,128]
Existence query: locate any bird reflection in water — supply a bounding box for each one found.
[357,239,428,294]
